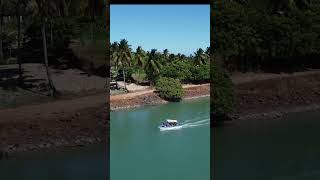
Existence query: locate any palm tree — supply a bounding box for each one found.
[161,48,169,64]
[110,41,119,68]
[144,49,162,84]
[134,46,145,79]
[205,46,210,55]
[35,0,57,96]
[205,46,211,63]
[163,49,169,58]
[110,41,119,84]
[0,0,5,63]
[194,48,209,65]
[0,0,15,64]
[14,0,25,85]
[87,0,104,43]
[135,46,145,67]
[117,39,131,90]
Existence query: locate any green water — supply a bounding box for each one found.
[0,145,108,180]
[110,97,210,180]
[213,110,320,180]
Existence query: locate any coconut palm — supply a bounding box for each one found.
[135,46,145,67]
[35,0,58,96]
[161,48,169,64]
[194,48,209,65]
[0,0,8,63]
[205,46,210,55]
[144,49,162,84]
[134,46,145,79]
[13,0,29,85]
[168,53,175,63]
[117,39,131,90]
[110,41,119,69]
[110,41,120,85]
[163,49,169,58]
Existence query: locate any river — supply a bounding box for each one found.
[0,98,209,180]
[213,110,320,180]
[110,97,210,180]
[0,145,108,180]
[2,99,318,180]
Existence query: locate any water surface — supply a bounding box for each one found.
[213,110,320,180]
[0,145,108,180]
[111,97,210,180]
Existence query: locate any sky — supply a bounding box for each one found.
[110,5,210,56]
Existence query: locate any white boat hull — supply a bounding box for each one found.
[159,125,183,131]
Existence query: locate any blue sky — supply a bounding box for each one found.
[110,5,210,56]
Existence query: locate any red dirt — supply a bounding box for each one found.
[110,84,210,110]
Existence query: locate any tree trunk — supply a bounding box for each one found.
[50,19,53,48]
[62,0,70,17]
[17,14,23,85]
[0,15,3,64]
[122,68,126,90]
[41,20,56,96]
[90,21,94,42]
[89,0,95,43]
[0,0,3,62]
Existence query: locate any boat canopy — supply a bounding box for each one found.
[166,119,178,123]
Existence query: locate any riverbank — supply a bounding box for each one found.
[232,70,320,121]
[110,84,210,111]
[0,93,108,156]
[0,63,108,156]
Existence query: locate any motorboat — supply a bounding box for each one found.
[159,119,183,131]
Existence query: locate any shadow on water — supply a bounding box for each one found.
[213,110,320,180]
[0,145,109,180]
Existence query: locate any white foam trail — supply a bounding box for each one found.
[186,122,210,128]
[188,118,209,124]
[180,116,209,124]
[180,118,210,129]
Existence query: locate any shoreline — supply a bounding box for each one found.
[0,85,210,157]
[237,103,320,122]
[0,93,108,157]
[111,94,210,111]
[233,70,320,122]
[2,69,320,155]
[110,84,210,111]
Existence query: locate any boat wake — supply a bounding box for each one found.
[180,116,210,129]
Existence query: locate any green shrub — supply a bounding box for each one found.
[211,63,235,122]
[155,77,184,101]
[160,60,192,83]
[190,64,210,83]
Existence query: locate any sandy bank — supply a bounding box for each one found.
[110,84,210,111]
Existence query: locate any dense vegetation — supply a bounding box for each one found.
[110,39,210,92]
[211,0,320,122]
[0,0,106,96]
[211,62,235,123]
[213,0,320,73]
[155,77,184,101]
